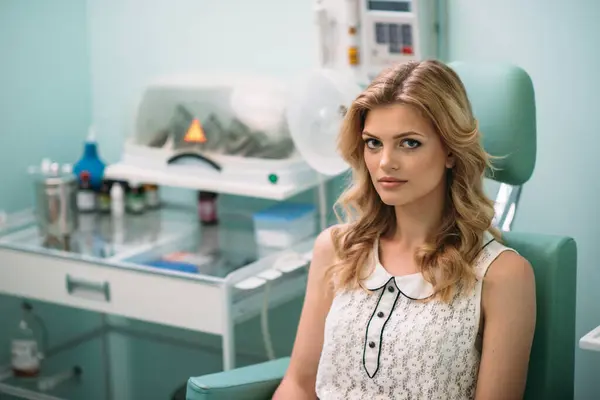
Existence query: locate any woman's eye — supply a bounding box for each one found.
[401,139,421,149]
[365,138,381,149]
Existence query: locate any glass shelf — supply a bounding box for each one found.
[0,205,315,286]
[0,206,200,258]
[121,223,259,279]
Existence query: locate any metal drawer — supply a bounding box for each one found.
[0,247,224,334]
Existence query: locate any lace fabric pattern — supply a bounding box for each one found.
[315,237,513,400]
[316,284,481,400]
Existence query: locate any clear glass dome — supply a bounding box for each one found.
[132,77,296,160]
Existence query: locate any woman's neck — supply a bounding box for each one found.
[389,184,446,250]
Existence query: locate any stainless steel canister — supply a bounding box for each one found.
[34,173,79,240]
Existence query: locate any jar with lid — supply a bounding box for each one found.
[198,191,218,225]
[126,182,146,215]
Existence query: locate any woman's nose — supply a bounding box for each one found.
[379,148,398,171]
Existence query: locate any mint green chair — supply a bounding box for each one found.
[186,63,577,400]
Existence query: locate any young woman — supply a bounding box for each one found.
[273,60,536,400]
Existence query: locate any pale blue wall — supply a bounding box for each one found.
[0,0,93,212]
[447,1,600,398]
[0,1,106,399]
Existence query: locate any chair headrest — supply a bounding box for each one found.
[449,61,537,186]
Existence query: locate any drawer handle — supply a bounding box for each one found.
[65,275,111,302]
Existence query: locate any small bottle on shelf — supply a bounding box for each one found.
[198,191,218,225]
[110,182,125,218]
[11,302,45,378]
[73,126,106,190]
[76,171,96,213]
[96,180,113,213]
[126,181,145,215]
[143,184,160,209]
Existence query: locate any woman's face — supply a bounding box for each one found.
[362,103,453,207]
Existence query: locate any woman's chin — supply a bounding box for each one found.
[379,193,409,207]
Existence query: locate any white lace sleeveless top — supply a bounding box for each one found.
[315,232,516,400]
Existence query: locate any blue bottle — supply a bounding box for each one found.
[73,127,106,190]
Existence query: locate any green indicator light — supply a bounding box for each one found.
[268,174,278,184]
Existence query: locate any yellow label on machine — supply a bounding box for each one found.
[348,47,360,65]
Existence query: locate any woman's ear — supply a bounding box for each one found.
[445,151,455,169]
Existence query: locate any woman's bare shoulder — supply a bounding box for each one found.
[314,225,340,257]
[486,251,534,287]
[312,223,352,266]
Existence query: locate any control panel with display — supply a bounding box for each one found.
[313,0,439,83]
[360,0,438,79]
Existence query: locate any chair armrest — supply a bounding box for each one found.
[186,357,290,400]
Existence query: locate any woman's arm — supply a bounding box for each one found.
[475,251,537,400]
[272,227,337,400]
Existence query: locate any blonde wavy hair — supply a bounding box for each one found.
[328,60,500,302]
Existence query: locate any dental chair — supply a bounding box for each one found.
[186,63,578,400]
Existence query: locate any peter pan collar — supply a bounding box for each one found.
[360,238,435,299]
[360,232,495,300]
